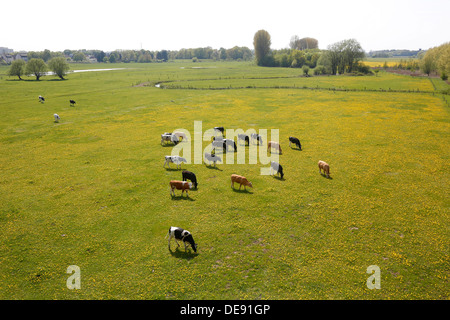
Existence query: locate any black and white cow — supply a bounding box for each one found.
[161,132,179,145]
[182,170,198,189]
[289,136,302,150]
[53,114,60,122]
[163,155,187,169]
[39,95,45,103]
[70,100,76,106]
[167,226,197,253]
[237,134,250,146]
[212,137,225,151]
[204,152,221,167]
[251,133,263,145]
[214,126,225,134]
[224,139,237,152]
[270,161,284,179]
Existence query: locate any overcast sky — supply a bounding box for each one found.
[3,0,449,52]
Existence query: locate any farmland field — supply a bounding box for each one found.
[0,61,448,300]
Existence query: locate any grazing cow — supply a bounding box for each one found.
[161,133,179,145]
[182,170,198,189]
[289,136,302,150]
[237,134,250,146]
[167,226,197,253]
[173,131,188,142]
[318,160,330,178]
[169,180,193,197]
[53,114,60,122]
[268,141,282,154]
[204,152,221,167]
[69,100,76,106]
[211,138,225,151]
[39,95,45,103]
[164,155,187,169]
[270,161,284,179]
[223,139,237,152]
[251,133,263,145]
[231,174,253,190]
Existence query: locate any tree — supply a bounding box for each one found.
[253,29,272,66]
[7,59,26,80]
[299,37,318,50]
[420,42,450,78]
[341,39,365,73]
[42,49,52,62]
[290,36,319,50]
[48,57,70,80]
[322,39,365,74]
[26,58,47,80]
[73,52,86,62]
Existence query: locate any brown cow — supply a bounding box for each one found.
[268,141,282,154]
[231,174,253,190]
[318,160,330,178]
[169,180,193,197]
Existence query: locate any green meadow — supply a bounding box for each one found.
[0,61,448,299]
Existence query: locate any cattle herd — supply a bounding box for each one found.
[41,94,331,255]
[162,126,331,254]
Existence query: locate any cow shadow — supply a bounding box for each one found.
[231,188,253,194]
[273,175,285,181]
[170,195,195,201]
[289,147,303,151]
[168,247,199,260]
[320,173,333,180]
[204,164,223,171]
[164,167,183,171]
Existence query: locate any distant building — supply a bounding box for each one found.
[0,47,14,55]
[0,53,14,64]
[0,51,28,64]
[15,52,28,62]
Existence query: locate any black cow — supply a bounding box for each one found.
[289,136,302,150]
[182,170,198,189]
[70,100,76,106]
[39,95,45,103]
[167,227,197,253]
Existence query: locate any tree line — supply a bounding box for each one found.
[24,46,253,64]
[419,42,450,80]
[253,30,369,75]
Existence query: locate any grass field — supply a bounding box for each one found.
[0,61,448,299]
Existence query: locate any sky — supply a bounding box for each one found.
[2,0,449,53]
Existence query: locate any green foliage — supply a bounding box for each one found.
[72,52,86,62]
[6,59,26,80]
[25,58,47,80]
[253,30,272,66]
[48,57,70,80]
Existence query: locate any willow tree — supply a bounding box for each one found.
[48,57,70,80]
[253,29,272,66]
[25,58,47,81]
[7,59,26,80]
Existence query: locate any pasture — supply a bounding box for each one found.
[0,61,448,299]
